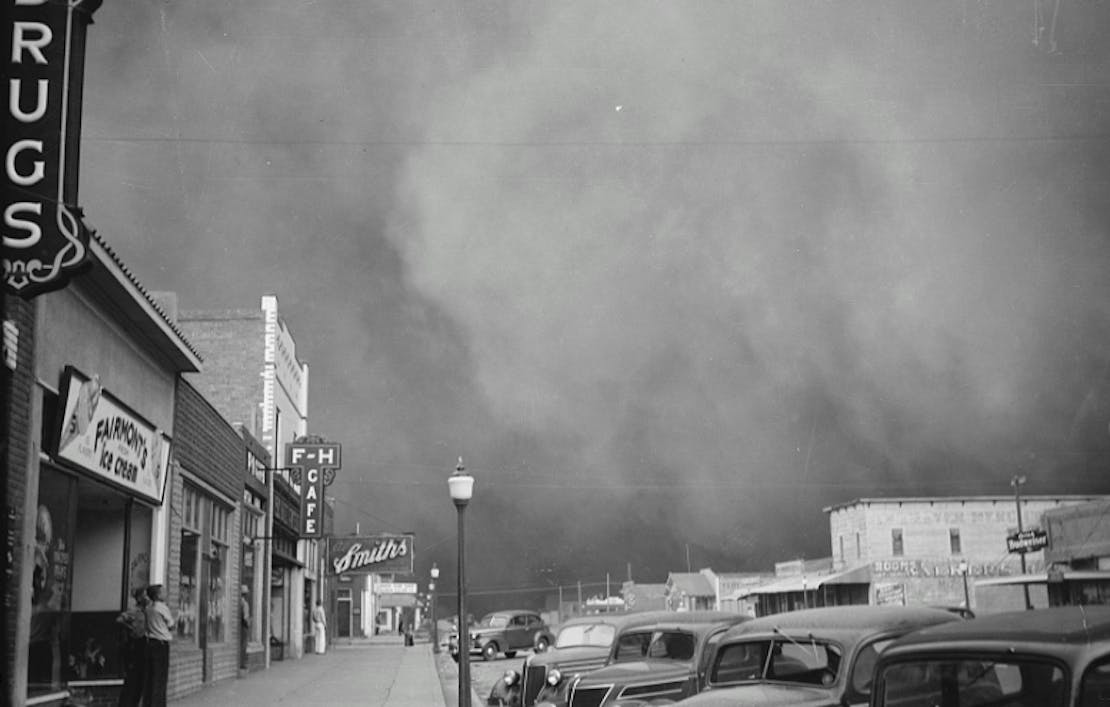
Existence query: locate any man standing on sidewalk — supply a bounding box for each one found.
[144,584,175,706]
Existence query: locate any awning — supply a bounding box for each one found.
[816,564,871,587]
[975,570,1110,587]
[744,577,810,596]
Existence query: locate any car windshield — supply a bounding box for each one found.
[478,614,509,628]
[877,657,1067,707]
[711,637,842,687]
[613,630,696,663]
[556,623,616,648]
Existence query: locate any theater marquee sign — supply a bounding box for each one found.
[4,0,101,297]
[328,534,414,577]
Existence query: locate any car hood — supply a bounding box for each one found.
[528,645,608,668]
[680,683,836,707]
[575,660,691,685]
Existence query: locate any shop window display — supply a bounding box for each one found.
[28,467,77,696]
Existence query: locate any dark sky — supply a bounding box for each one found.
[78,1,1110,612]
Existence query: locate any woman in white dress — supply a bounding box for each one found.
[312,600,327,654]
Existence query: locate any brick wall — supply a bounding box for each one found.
[165,379,249,700]
[3,295,36,706]
[178,311,265,437]
[174,379,247,501]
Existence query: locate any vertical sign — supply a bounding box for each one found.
[286,442,340,538]
[3,0,101,298]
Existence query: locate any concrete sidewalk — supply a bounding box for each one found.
[169,636,450,706]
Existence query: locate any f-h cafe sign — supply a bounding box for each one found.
[4,0,101,298]
[285,440,340,538]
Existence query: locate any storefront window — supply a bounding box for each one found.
[28,466,77,697]
[207,504,230,644]
[178,482,233,644]
[241,501,263,643]
[178,484,201,641]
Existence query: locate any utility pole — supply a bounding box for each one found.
[1011,475,1033,610]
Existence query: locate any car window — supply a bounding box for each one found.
[877,658,1067,707]
[557,624,615,648]
[770,639,841,686]
[646,631,696,661]
[510,615,527,627]
[527,615,543,629]
[850,638,894,694]
[1080,656,1110,707]
[615,631,653,662]
[712,641,771,684]
[480,615,509,628]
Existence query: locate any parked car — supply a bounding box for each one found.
[450,609,555,662]
[562,611,751,707]
[523,611,695,706]
[674,605,962,707]
[870,605,1110,707]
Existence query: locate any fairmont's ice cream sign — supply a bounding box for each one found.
[328,534,414,577]
[54,367,171,504]
[3,0,101,298]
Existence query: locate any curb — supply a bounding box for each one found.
[433,648,484,707]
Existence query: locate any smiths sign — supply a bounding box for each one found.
[328,534,414,577]
[286,442,340,538]
[1007,528,1049,554]
[3,0,101,298]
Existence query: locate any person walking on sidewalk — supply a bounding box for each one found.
[115,587,148,706]
[312,600,327,654]
[144,584,175,707]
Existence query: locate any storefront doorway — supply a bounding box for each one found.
[29,464,154,700]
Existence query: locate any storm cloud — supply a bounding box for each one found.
[80,1,1110,607]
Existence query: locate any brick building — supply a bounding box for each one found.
[175,296,322,661]
[164,380,248,699]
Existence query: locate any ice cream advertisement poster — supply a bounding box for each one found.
[54,367,171,504]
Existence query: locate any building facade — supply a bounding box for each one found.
[176,296,319,660]
[10,234,201,706]
[826,495,1107,612]
[165,379,248,699]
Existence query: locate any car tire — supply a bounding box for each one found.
[534,635,550,653]
[505,651,517,658]
[482,642,498,661]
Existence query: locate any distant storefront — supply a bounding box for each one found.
[826,496,1107,614]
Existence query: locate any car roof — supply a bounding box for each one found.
[484,609,540,617]
[721,606,961,641]
[619,610,750,633]
[885,605,1110,651]
[556,610,688,631]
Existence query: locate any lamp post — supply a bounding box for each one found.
[430,563,440,653]
[1011,475,1033,610]
[449,458,475,707]
[958,559,971,610]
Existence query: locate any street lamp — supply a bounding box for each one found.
[449,458,475,707]
[958,560,971,610]
[430,563,440,653]
[1011,475,1033,610]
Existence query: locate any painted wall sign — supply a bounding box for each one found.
[871,559,1009,578]
[54,367,171,504]
[286,441,340,538]
[3,0,101,298]
[328,534,414,576]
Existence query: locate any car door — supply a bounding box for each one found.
[508,614,530,649]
